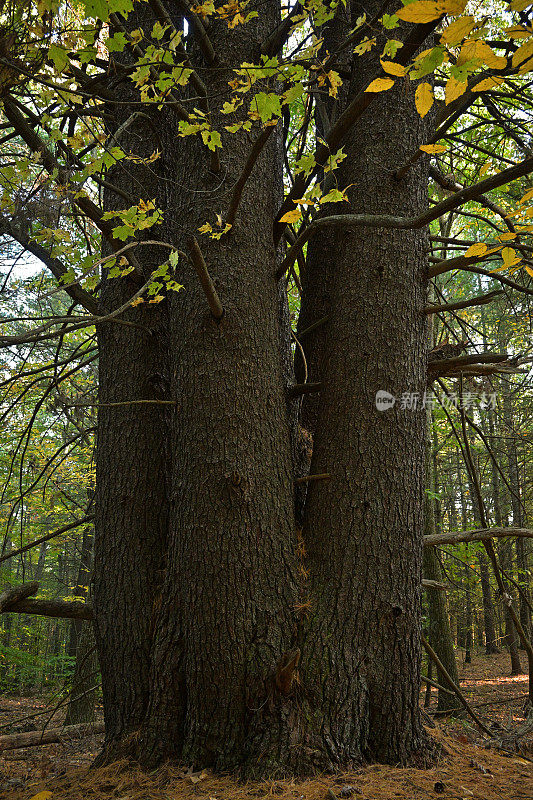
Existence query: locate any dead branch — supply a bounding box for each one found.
[0,516,94,565]
[188,236,224,320]
[423,291,503,314]
[424,527,533,547]
[421,634,492,735]
[3,598,93,621]
[0,581,38,612]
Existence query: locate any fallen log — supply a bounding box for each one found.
[0,722,104,752]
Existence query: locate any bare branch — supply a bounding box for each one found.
[188,236,224,319]
[423,290,503,314]
[0,581,38,612]
[424,527,533,547]
[0,516,94,565]
[3,597,93,621]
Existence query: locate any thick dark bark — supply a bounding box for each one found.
[93,5,172,756]
[294,12,432,765]
[139,4,300,772]
[295,8,352,436]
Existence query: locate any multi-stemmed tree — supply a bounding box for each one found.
[1,0,533,774]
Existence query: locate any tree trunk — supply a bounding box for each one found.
[478,551,499,653]
[66,523,97,725]
[423,408,460,712]
[64,622,98,726]
[295,9,431,766]
[466,423,499,653]
[93,4,173,758]
[138,5,300,772]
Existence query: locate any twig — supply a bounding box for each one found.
[0,516,94,564]
[423,291,503,314]
[421,634,492,735]
[295,473,331,485]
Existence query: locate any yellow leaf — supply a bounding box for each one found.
[131,297,144,307]
[504,25,532,39]
[502,247,521,268]
[279,208,302,224]
[475,41,507,69]
[415,82,434,117]
[512,40,533,69]
[509,0,531,10]
[440,16,477,45]
[29,794,53,800]
[419,144,447,153]
[517,56,533,74]
[497,232,517,241]
[472,76,505,91]
[479,162,490,176]
[396,0,465,24]
[445,75,467,105]
[365,77,395,92]
[465,243,487,258]
[520,188,533,204]
[380,60,406,76]
[396,1,443,23]
[525,265,533,277]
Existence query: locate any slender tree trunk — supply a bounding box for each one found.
[500,393,524,673]
[463,558,473,664]
[478,552,499,653]
[64,623,98,726]
[66,524,96,725]
[423,367,460,711]
[465,422,499,653]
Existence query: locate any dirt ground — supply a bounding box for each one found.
[0,650,531,800]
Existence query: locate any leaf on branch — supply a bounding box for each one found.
[396,0,466,25]
[440,16,477,45]
[279,208,302,224]
[504,25,532,39]
[445,75,467,104]
[471,75,505,91]
[465,242,488,258]
[502,247,521,268]
[419,144,447,153]
[415,82,434,117]
[380,60,406,76]
[365,78,395,92]
[509,0,532,11]
[512,40,533,72]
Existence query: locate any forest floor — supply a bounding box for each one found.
[0,650,531,800]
